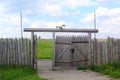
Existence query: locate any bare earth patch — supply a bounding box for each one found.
[37,60,119,80]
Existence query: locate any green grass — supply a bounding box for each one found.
[0,65,46,80]
[78,62,120,79]
[37,39,52,59]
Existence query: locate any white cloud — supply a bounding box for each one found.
[72,11,81,16]
[41,4,68,16]
[23,0,93,16]
[29,21,66,28]
[80,7,120,38]
[80,13,94,22]
[0,2,7,14]
[95,0,120,5]
[43,5,61,12]
[61,0,93,9]
[81,7,120,22]
[96,7,120,17]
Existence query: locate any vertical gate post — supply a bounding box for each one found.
[88,33,92,66]
[31,32,35,68]
[52,32,55,69]
[34,34,38,70]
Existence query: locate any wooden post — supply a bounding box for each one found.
[88,33,92,66]
[34,34,37,70]
[52,32,55,69]
[31,32,35,67]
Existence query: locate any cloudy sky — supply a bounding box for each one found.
[0,0,120,38]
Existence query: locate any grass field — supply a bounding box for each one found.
[78,62,120,79]
[0,65,45,80]
[37,39,52,59]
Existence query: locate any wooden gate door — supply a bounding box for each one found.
[55,36,89,67]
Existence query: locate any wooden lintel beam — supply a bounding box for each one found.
[24,28,98,33]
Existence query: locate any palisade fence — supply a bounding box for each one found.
[0,38,33,66]
[94,38,120,65]
[55,36,120,67]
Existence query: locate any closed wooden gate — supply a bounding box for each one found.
[55,36,90,67]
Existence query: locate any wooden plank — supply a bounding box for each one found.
[19,38,22,65]
[5,39,8,65]
[71,59,88,62]
[0,39,3,65]
[107,38,110,63]
[88,33,92,66]
[17,38,20,65]
[55,42,71,45]
[56,59,88,63]
[56,61,71,63]
[7,39,10,65]
[72,41,89,43]
[31,32,34,67]
[24,39,27,65]
[15,38,18,65]
[26,39,29,65]
[34,34,37,69]
[2,39,5,65]
[28,39,32,66]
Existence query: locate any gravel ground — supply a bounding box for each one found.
[37,60,119,80]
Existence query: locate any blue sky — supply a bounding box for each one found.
[0,0,120,38]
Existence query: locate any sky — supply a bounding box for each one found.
[0,0,120,39]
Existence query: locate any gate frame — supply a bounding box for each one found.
[24,28,98,69]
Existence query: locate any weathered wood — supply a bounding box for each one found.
[0,38,33,66]
[71,59,88,62]
[55,36,120,67]
[72,41,89,43]
[55,35,89,67]
[52,32,55,69]
[56,46,71,61]
[24,28,98,33]
[55,42,71,45]
[88,33,92,66]
[56,61,71,63]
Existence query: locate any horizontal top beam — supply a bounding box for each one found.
[24,28,98,33]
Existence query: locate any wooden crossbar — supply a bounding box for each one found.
[55,42,71,45]
[24,28,98,33]
[55,41,89,45]
[56,59,88,63]
[72,41,89,43]
[56,61,71,63]
[71,59,88,62]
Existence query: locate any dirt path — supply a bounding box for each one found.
[37,60,119,80]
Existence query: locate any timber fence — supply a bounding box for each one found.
[55,36,120,67]
[0,38,33,66]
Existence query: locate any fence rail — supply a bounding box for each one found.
[0,38,33,66]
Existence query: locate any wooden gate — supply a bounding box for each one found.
[55,36,90,67]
